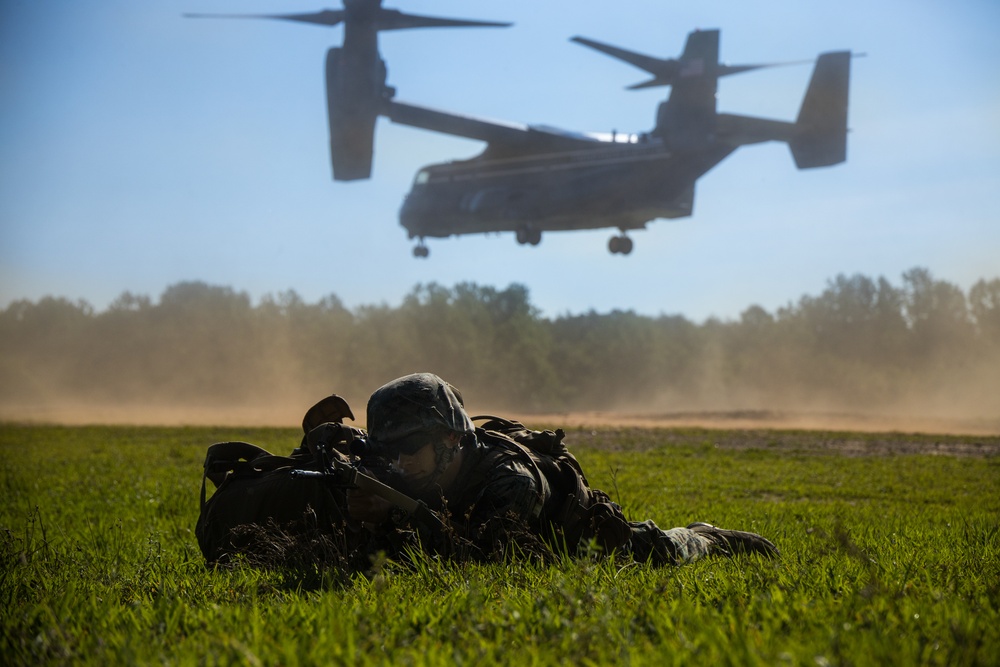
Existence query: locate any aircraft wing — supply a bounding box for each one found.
[383,100,600,154]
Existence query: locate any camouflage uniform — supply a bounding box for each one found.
[364,373,777,565]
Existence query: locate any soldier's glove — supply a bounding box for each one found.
[687,522,780,558]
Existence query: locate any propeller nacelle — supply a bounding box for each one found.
[186,2,510,180]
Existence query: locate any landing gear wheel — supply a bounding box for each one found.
[608,234,633,255]
[412,244,429,258]
[516,226,542,246]
[514,227,542,245]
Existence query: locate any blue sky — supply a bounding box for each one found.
[2,0,998,322]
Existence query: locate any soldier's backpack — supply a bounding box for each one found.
[195,396,357,565]
[195,440,351,565]
[471,415,632,554]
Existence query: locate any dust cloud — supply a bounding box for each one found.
[3,274,999,437]
[3,387,997,437]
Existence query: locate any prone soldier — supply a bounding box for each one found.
[197,372,777,567]
[342,372,778,565]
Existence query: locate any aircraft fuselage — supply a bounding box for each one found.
[399,139,735,239]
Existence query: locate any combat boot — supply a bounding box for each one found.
[686,522,779,558]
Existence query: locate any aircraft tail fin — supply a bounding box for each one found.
[653,30,720,149]
[789,51,851,168]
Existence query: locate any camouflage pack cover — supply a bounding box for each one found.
[366,372,475,446]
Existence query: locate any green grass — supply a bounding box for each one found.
[2,424,998,665]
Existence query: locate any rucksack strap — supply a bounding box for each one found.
[470,414,512,426]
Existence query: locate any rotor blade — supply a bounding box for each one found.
[375,10,511,31]
[183,10,346,28]
[623,59,816,90]
[184,9,509,31]
[574,35,819,90]
[626,78,672,91]
[571,36,672,76]
[718,60,813,77]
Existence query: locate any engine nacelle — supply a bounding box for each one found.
[326,47,382,181]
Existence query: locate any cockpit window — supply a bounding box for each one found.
[415,170,430,184]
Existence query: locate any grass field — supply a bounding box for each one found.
[2,423,998,665]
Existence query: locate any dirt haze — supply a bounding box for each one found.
[2,399,997,437]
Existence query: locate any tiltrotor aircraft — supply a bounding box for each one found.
[187,1,854,257]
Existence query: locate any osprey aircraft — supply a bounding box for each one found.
[187,2,854,257]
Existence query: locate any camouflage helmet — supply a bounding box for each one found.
[366,372,475,448]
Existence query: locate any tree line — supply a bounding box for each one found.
[1,267,998,419]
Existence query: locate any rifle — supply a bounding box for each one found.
[292,422,446,532]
